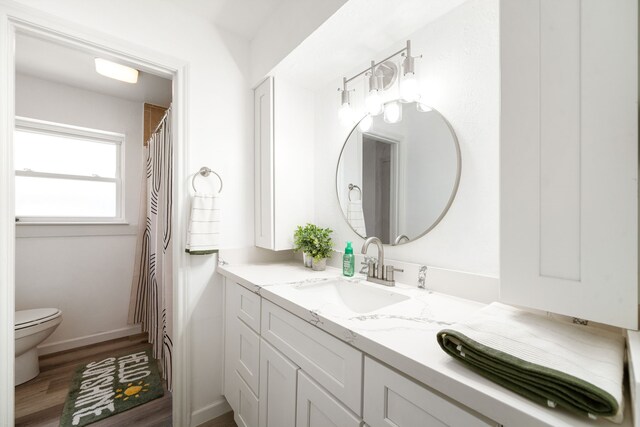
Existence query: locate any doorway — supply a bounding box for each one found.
[0,12,191,427]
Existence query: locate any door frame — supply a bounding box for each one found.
[0,4,192,426]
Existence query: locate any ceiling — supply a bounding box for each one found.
[15,34,172,106]
[165,0,285,40]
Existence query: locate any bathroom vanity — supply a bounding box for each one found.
[219,262,630,427]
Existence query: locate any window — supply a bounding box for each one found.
[14,117,124,223]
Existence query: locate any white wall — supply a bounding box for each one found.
[314,0,500,277]
[5,0,255,420]
[250,0,347,85]
[14,74,143,349]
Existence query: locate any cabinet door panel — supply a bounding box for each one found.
[254,77,274,249]
[236,319,260,396]
[235,371,259,427]
[259,339,298,427]
[363,357,496,427]
[261,299,363,414]
[500,0,637,328]
[296,371,361,427]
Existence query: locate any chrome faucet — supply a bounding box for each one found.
[361,236,403,286]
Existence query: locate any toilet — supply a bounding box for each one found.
[15,308,62,385]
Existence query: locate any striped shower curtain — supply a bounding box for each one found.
[128,107,173,390]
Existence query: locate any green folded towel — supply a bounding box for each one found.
[437,303,624,422]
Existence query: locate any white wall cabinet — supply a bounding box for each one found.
[254,76,314,251]
[258,338,298,427]
[500,0,638,329]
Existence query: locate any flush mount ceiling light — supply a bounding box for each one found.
[95,58,139,84]
[338,40,420,125]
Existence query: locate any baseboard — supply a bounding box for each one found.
[190,397,232,427]
[37,324,143,356]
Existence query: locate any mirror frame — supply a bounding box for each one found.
[335,103,462,245]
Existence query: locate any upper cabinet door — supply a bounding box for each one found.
[254,77,274,249]
[254,77,315,251]
[500,0,638,329]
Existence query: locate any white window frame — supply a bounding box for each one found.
[14,116,126,224]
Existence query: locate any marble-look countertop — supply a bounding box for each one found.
[218,261,631,427]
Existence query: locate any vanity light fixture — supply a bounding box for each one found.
[364,61,383,116]
[338,77,355,125]
[338,40,420,124]
[95,58,139,84]
[399,40,421,103]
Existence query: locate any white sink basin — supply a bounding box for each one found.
[292,279,409,314]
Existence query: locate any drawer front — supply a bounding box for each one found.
[259,338,299,427]
[261,299,363,415]
[230,281,262,333]
[296,371,362,427]
[364,357,497,427]
[236,318,261,396]
[235,371,260,427]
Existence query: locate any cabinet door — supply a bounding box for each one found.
[500,0,638,328]
[235,371,260,427]
[259,339,298,427]
[363,357,496,427]
[296,371,361,427]
[254,77,274,249]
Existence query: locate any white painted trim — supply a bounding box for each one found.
[190,397,232,427]
[0,2,192,426]
[37,325,142,356]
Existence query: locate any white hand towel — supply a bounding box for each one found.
[347,200,367,236]
[185,192,221,255]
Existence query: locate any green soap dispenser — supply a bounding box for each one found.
[343,241,355,277]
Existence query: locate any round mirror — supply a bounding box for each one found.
[336,101,461,245]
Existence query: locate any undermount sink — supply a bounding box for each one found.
[292,279,409,314]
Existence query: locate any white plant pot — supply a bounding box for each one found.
[312,257,327,271]
[303,252,313,268]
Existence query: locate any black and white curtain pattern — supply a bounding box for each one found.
[128,107,173,391]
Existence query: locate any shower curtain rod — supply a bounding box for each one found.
[152,104,172,134]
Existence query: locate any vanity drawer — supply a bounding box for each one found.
[230,282,261,333]
[235,318,261,396]
[261,299,363,415]
[364,357,497,427]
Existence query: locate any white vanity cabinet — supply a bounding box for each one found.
[223,280,499,427]
[253,76,314,251]
[500,0,638,329]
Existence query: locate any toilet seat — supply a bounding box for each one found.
[15,308,62,331]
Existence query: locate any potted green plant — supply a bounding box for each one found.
[293,224,314,268]
[293,224,334,270]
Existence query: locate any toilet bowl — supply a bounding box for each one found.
[15,308,62,385]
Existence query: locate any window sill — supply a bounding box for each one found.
[15,222,138,238]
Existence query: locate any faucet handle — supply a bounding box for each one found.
[384,265,403,282]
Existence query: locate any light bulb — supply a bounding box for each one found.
[358,115,373,132]
[339,102,354,125]
[383,101,402,124]
[400,72,419,102]
[365,90,383,116]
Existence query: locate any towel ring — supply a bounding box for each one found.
[192,166,223,193]
[348,183,362,201]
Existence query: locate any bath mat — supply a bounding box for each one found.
[59,348,164,427]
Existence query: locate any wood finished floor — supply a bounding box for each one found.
[15,333,237,427]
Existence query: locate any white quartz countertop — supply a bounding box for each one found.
[218,261,631,427]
